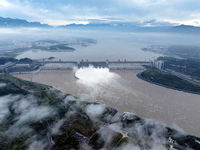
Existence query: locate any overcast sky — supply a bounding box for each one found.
[0,0,200,26]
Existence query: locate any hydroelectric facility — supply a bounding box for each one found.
[40,60,151,70]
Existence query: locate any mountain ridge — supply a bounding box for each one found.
[1,16,200,34]
[167,24,200,34]
[0,17,50,28]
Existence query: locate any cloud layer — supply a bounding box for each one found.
[0,0,200,26]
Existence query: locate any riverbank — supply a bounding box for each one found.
[14,69,200,137]
[137,68,200,95]
[2,74,200,149]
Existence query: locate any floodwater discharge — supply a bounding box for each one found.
[15,69,200,137]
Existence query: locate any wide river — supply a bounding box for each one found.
[15,69,200,137]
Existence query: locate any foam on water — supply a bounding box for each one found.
[75,66,120,87]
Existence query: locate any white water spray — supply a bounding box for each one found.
[75,66,120,87]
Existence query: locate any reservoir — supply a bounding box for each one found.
[16,30,199,62]
[16,38,161,61]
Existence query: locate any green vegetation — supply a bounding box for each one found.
[0,57,34,65]
[0,75,46,91]
[48,57,55,60]
[0,75,64,105]
[158,56,200,79]
[52,121,79,150]
[115,137,130,147]
[0,75,120,149]
[0,57,41,74]
[89,133,105,149]
[1,74,200,150]
[0,83,28,96]
[34,90,62,105]
[100,107,112,120]
[88,129,124,149]
[119,113,200,150]
[31,44,75,52]
[0,134,31,150]
[72,119,92,129]
[142,45,200,59]
[49,44,75,51]
[106,132,123,149]
[139,67,200,94]
[0,57,17,65]
[18,58,33,64]
[7,66,39,73]
[121,115,144,128]
[167,45,200,59]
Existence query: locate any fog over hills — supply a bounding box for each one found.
[1,16,200,34]
[167,25,200,34]
[0,17,50,28]
[1,75,200,150]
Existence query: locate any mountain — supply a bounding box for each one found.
[59,23,172,32]
[59,23,135,32]
[60,23,200,34]
[167,25,200,34]
[0,17,51,28]
[1,16,200,34]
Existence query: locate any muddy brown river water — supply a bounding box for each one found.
[15,70,200,137]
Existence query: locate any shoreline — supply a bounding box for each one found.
[14,69,200,137]
[137,72,200,96]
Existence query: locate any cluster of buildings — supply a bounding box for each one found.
[0,41,32,52]
[152,60,165,70]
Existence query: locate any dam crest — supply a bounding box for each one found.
[40,61,151,70]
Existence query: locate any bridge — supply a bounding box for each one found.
[40,61,151,70]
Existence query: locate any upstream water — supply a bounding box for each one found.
[15,69,200,137]
[16,37,161,61]
[15,29,200,62]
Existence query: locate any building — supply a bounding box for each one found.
[153,60,164,70]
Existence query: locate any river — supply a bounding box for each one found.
[15,69,200,137]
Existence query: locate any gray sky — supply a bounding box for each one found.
[0,0,200,26]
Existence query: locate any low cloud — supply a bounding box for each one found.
[1,95,56,137]
[86,104,106,118]
[12,96,56,124]
[27,140,48,150]
[0,92,194,150]
[51,119,65,135]
[0,95,19,123]
[1,0,200,26]
[0,83,7,88]
[0,0,10,7]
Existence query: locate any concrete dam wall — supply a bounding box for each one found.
[40,61,150,70]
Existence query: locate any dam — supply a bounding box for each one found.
[40,61,151,70]
[9,60,151,75]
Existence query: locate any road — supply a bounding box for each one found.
[165,69,200,85]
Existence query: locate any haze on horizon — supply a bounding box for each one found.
[0,0,200,27]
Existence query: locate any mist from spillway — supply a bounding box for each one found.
[75,66,120,87]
